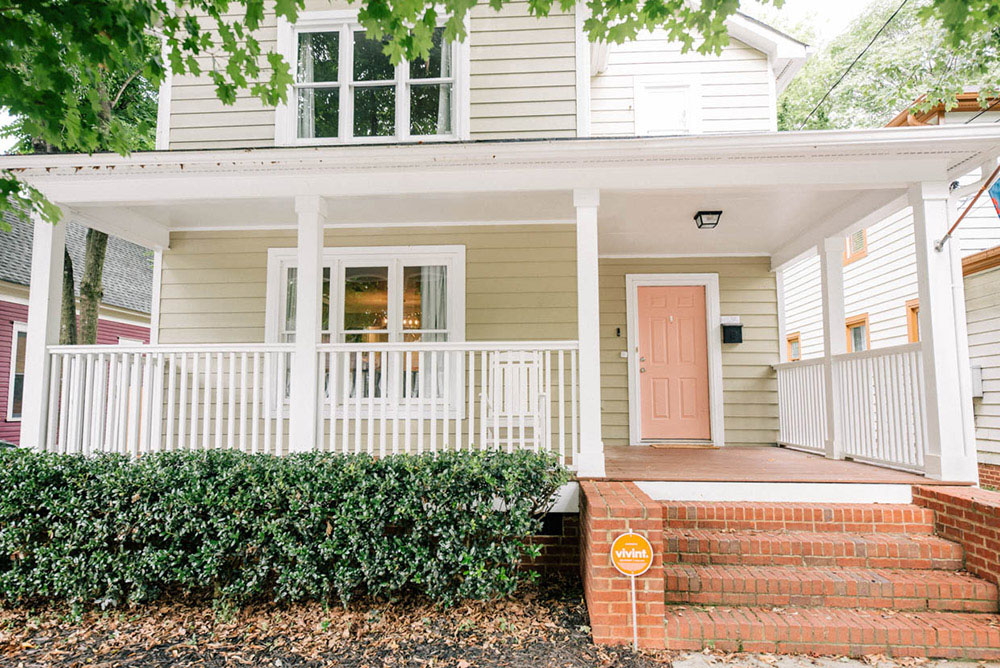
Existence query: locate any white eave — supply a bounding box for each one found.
[726,13,810,94]
[4,125,999,183]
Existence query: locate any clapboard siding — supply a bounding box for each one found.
[780,254,823,359]
[590,34,774,136]
[598,257,779,447]
[168,2,579,148]
[469,2,577,139]
[158,225,578,344]
[967,266,1000,464]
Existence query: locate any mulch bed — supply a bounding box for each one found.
[0,577,674,667]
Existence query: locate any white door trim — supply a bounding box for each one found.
[625,273,725,448]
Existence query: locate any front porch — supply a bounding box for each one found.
[9,128,1000,485]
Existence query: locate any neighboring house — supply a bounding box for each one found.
[0,212,151,445]
[778,92,1000,483]
[8,6,1000,657]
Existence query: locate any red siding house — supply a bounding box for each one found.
[0,212,151,445]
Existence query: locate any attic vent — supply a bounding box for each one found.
[848,230,866,255]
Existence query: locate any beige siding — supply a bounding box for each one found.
[158,225,577,344]
[599,257,779,447]
[966,267,1000,465]
[469,2,577,139]
[591,34,774,136]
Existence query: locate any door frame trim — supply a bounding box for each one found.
[625,273,726,448]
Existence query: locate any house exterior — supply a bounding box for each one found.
[3,4,999,488]
[0,212,151,445]
[778,93,1000,484]
[9,6,1000,656]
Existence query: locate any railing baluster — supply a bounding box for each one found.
[353,350,362,455]
[215,352,224,450]
[238,353,248,452]
[367,349,376,456]
[430,351,438,453]
[466,350,475,451]
[380,350,388,457]
[251,353,261,454]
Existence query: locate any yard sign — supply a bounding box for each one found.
[610,531,654,650]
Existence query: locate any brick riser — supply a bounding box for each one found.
[662,502,935,534]
[659,502,1000,659]
[664,607,1000,660]
[665,564,999,612]
[665,530,963,570]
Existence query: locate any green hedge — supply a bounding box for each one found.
[0,448,570,608]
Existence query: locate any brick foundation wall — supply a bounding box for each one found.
[524,514,579,574]
[580,481,665,649]
[913,485,1000,593]
[980,463,1000,490]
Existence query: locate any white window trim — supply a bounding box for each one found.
[6,321,28,422]
[265,244,466,418]
[275,10,471,146]
[633,75,703,136]
[624,274,725,448]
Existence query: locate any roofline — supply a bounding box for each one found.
[4,126,1000,176]
[886,91,1000,127]
[734,11,810,49]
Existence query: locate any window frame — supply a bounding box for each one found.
[275,10,471,146]
[845,313,870,353]
[906,298,920,343]
[843,229,868,265]
[6,321,27,422]
[633,75,702,136]
[786,332,801,362]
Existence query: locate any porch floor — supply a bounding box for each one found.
[599,445,967,485]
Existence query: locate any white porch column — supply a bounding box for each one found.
[288,195,327,453]
[819,236,847,459]
[910,182,978,482]
[20,214,67,450]
[573,188,605,477]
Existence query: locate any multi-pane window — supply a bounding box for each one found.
[293,24,456,142]
[846,314,869,353]
[269,247,463,407]
[786,333,801,362]
[7,322,27,421]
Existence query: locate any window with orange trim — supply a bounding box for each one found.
[843,229,868,265]
[846,313,870,352]
[906,299,920,343]
[786,332,801,362]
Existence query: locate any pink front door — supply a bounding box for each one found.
[636,285,711,441]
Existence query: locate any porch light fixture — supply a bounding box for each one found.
[694,211,723,229]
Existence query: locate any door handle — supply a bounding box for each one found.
[640,356,646,362]
[640,367,646,373]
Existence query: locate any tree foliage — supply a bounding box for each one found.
[778,0,1000,130]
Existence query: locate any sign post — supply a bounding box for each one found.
[610,530,654,651]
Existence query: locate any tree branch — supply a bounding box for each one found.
[110,68,144,110]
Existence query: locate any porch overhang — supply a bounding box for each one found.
[5,126,1000,265]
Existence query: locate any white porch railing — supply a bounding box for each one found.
[775,343,927,473]
[833,343,926,472]
[775,356,827,454]
[315,342,580,467]
[44,344,295,456]
[42,341,580,467]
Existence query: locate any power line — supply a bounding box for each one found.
[966,96,1000,124]
[797,0,910,130]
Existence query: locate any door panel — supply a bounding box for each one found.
[636,285,711,440]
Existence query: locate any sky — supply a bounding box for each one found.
[743,0,877,43]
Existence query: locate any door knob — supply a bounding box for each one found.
[640,367,646,373]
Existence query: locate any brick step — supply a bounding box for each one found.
[663,606,1000,659]
[662,502,935,534]
[664,564,998,612]
[664,530,964,570]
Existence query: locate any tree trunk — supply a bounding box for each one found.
[60,248,77,345]
[78,229,108,345]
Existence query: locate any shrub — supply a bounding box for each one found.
[0,449,570,608]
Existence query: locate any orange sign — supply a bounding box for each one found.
[610,532,654,577]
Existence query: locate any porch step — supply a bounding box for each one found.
[662,502,935,534]
[663,530,964,570]
[664,564,998,612]
[663,607,1000,659]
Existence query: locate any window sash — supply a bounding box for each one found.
[7,322,27,421]
[291,22,456,143]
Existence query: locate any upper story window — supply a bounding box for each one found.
[279,12,465,145]
[634,78,702,136]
